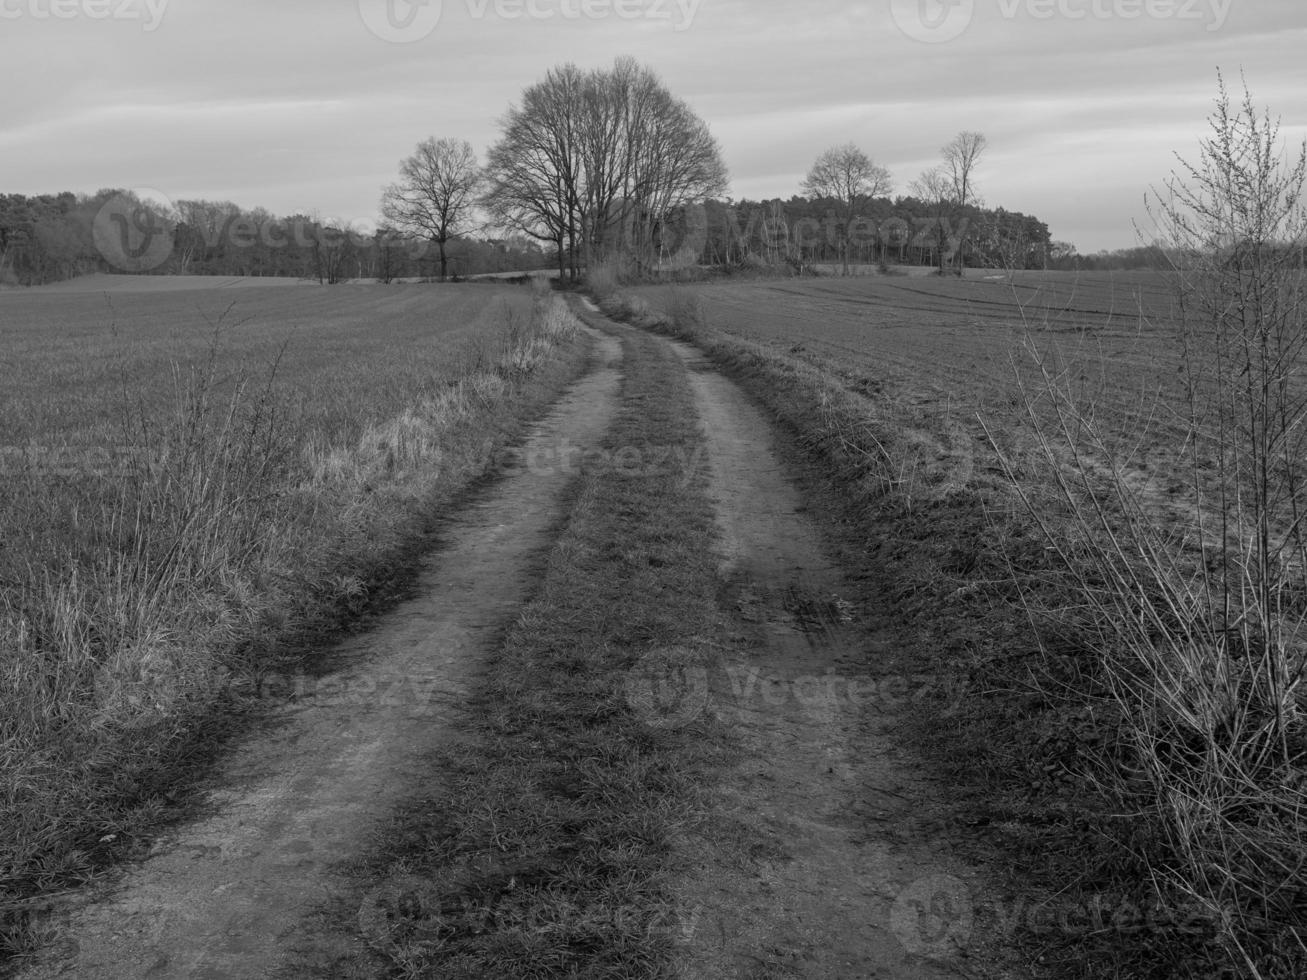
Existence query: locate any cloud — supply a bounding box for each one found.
[2,0,1304,251]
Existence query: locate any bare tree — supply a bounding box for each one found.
[620,68,728,272]
[911,167,957,275]
[373,227,403,284]
[381,137,482,281]
[483,59,727,283]
[942,131,987,208]
[941,131,987,271]
[484,65,585,282]
[802,143,893,274]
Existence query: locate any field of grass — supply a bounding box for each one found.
[633,270,1178,427]
[630,271,1207,523]
[0,280,533,443]
[611,269,1307,979]
[0,277,587,957]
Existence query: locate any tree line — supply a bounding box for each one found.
[3,58,1086,288]
[0,190,550,287]
[689,196,1055,272]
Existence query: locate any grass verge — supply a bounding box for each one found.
[325,324,735,978]
[0,288,588,963]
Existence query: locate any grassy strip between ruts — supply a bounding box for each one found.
[321,323,736,979]
[598,284,1244,980]
[0,290,590,964]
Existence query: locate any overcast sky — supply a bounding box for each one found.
[3,0,1306,253]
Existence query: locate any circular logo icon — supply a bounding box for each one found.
[357,875,439,948]
[93,647,184,730]
[358,0,443,42]
[890,874,974,959]
[92,189,175,272]
[890,0,975,43]
[625,647,710,729]
[649,202,709,273]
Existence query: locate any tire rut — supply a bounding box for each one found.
[13,329,623,980]
[660,334,1013,979]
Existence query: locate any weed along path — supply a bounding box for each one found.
[571,300,1016,979]
[13,328,624,980]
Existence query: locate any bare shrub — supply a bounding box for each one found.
[992,74,1307,976]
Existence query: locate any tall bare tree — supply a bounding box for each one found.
[482,65,586,281]
[911,167,958,275]
[802,143,893,274]
[482,59,727,282]
[941,131,987,271]
[942,131,987,208]
[381,137,482,281]
[626,80,729,271]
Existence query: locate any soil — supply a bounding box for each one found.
[10,329,623,980]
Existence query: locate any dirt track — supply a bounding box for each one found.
[14,304,1013,979]
[656,336,999,979]
[12,330,622,980]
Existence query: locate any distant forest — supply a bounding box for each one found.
[1,186,1146,288]
[0,190,555,286]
